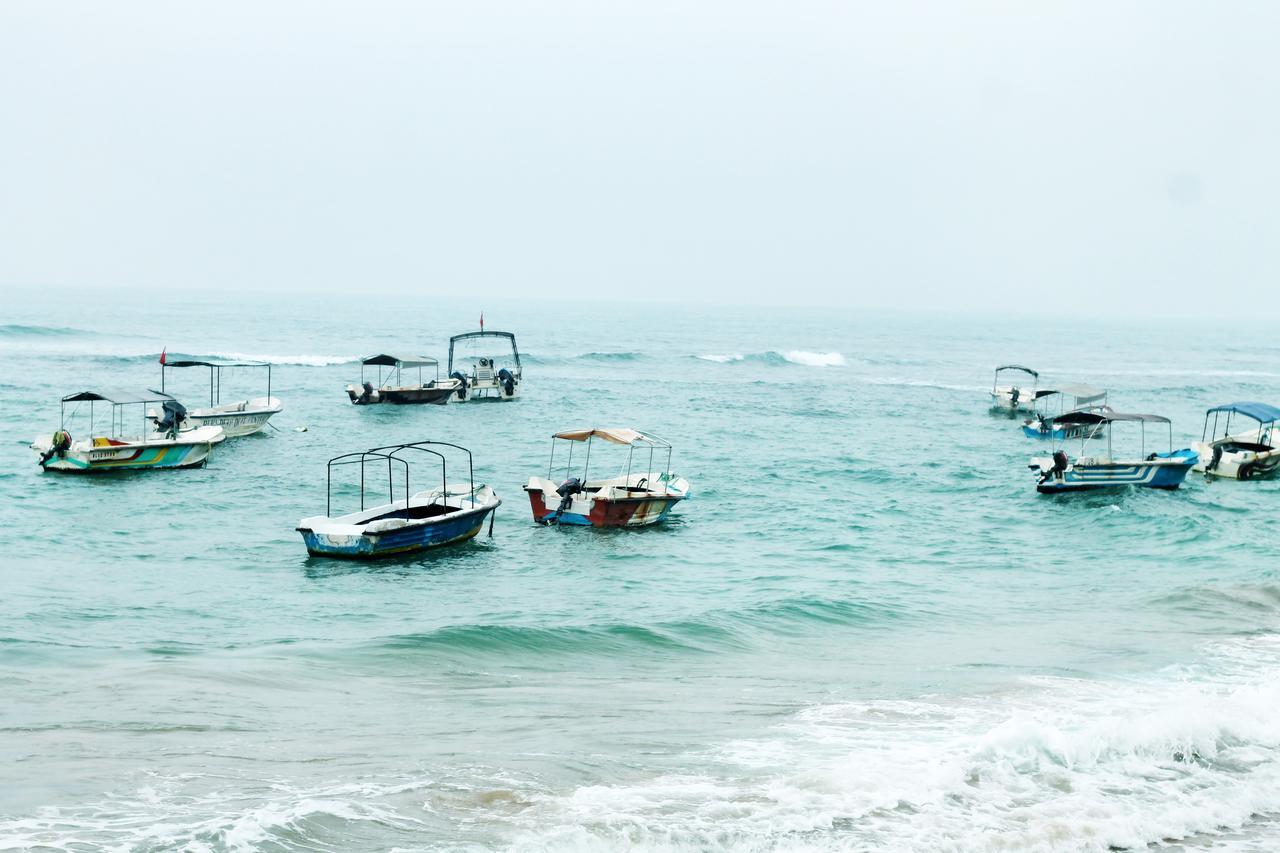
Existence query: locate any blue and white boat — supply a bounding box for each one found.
[990,364,1038,413]
[1030,410,1197,494]
[1022,383,1109,440]
[297,440,500,559]
[1192,401,1280,480]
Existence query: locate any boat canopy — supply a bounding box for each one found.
[361,354,437,368]
[1058,383,1105,401]
[1205,401,1280,424]
[164,359,269,368]
[1053,410,1170,427]
[995,364,1038,378]
[62,390,174,405]
[553,428,669,447]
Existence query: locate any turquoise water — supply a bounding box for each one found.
[3,291,1280,851]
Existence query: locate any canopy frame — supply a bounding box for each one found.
[324,440,475,517]
[546,429,673,487]
[447,331,522,379]
[161,359,272,408]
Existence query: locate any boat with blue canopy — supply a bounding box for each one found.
[1029,410,1197,494]
[297,440,500,558]
[1191,401,1280,480]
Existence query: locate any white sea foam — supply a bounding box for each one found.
[696,353,745,363]
[206,352,357,366]
[781,351,845,368]
[505,634,1280,852]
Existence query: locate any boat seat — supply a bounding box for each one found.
[476,367,495,382]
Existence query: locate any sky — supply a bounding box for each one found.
[1,1,1278,312]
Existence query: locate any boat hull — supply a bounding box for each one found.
[526,488,684,527]
[187,398,283,437]
[1033,452,1197,493]
[347,385,454,405]
[1022,422,1106,441]
[298,495,499,559]
[33,431,220,473]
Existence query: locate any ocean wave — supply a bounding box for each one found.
[503,633,1280,852]
[693,351,846,368]
[365,599,899,659]
[0,323,98,338]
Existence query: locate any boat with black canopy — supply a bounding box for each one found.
[346,354,458,405]
[1192,402,1280,480]
[1030,410,1197,493]
[160,358,283,436]
[1022,383,1109,440]
[31,390,224,472]
[296,440,500,558]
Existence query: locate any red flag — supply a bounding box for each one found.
[480,312,484,332]
[159,347,167,365]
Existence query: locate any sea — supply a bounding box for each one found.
[2,289,1279,852]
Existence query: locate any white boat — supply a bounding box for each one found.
[347,354,458,405]
[32,390,224,473]
[448,330,522,401]
[1030,411,1197,494]
[1192,402,1280,480]
[524,428,690,527]
[297,440,500,558]
[1022,383,1109,440]
[990,364,1038,413]
[160,359,283,437]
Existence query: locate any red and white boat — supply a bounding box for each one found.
[524,428,690,527]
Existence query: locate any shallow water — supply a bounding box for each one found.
[2,291,1279,851]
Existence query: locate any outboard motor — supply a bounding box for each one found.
[38,429,72,466]
[356,381,376,405]
[1009,387,1020,408]
[1039,450,1069,485]
[155,400,188,437]
[1208,444,1224,473]
[498,368,515,397]
[552,477,582,523]
[450,371,469,401]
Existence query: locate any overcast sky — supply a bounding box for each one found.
[2,2,1277,311]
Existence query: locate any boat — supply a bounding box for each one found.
[990,365,1039,412]
[31,390,224,472]
[448,330,521,401]
[160,358,283,437]
[1029,410,1197,494]
[1022,383,1109,439]
[346,354,458,405]
[1191,402,1280,480]
[524,428,690,526]
[297,440,500,558]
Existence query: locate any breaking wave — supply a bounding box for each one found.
[694,351,846,367]
[504,633,1280,851]
[0,323,98,338]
